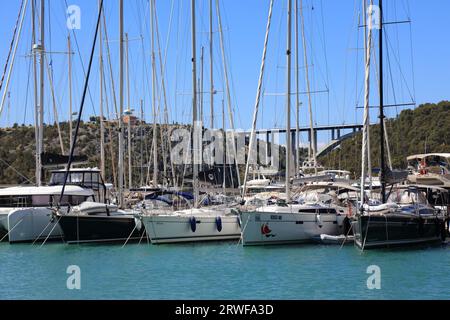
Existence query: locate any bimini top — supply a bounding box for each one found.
[0,185,94,197]
[407,153,450,161]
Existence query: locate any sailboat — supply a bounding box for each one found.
[352,0,447,249]
[0,2,102,244]
[140,0,241,244]
[240,0,351,246]
[54,0,146,244]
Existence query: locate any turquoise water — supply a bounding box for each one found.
[0,241,449,300]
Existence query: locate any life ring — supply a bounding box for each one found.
[215,216,223,232]
[189,216,197,232]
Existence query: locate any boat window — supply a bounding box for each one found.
[0,195,32,207]
[70,173,83,183]
[71,195,88,205]
[91,173,99,183]
[49,172,66,185]
[0,194,89,207]
[32,195,51,206]
[388,189,427,205]
[0,196,11,207]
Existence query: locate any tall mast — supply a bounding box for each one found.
[222,99,225,190]
[38,0,45,184]
[31,0,40,186]
[216,0,241,187]
[140,99,144,187]
[150,0,158,187]
[300,0,316,173]
[68,36,73,152]
[126,32,132,189]
[191,0,199,207]
[98,0,105,178]
[363,0,372,183]
[360,0,373,209]
[241,0,274,197]
[378,0,386,203]
[118,0,124,206]
[295,0,300,176]
[200,46,204,124]
[285,0,292,200]
[209,0,214,128]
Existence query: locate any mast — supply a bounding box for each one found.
[140,99,144,187]
[126,32,132,189]
[285,0,292,200]
[295,0,300,176]
[38,0,45,185]
[209,0,214,128]
[98,0,105,178]
[378,0,386,203]
[150,0,158,187]
[222,99,225,190]
[363,0,372,183]
[300,0,316,173]
[68,36,73,152]
[192,0,199,207]
[241,0,274,197]
[31,0,40,186]
[216,0,240,187]
[200,46,204,125]
[118,0,124,206]
[360,0,373,209]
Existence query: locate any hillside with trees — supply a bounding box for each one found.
[319,101,450,177]
[0,101,448,185]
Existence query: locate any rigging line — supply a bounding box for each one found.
[23,51,33,125]
[354,8,361,115]
[0,157,33,184]
[102,64,118,187]
[271,1,286,128]
[216,0,241,187]
[57,0,103,208]
[408,20,416,106]
[0,0,28,119]
[219,1,241,129]
[102,12,119,118]
[153,0,177,185]
[63,0,97,118]
[242,0,274,197]
[384,16,405,165]
[343,0,360,125]
[384,30,415,103]
[0,0,25,94]
[45,55,65,154]
[319,0,331,128]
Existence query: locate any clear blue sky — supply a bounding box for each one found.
[0,0,449,145]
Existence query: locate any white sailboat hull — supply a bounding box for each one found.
[142,214,241,244]
[241,209,346,246]
[0,207,63,243]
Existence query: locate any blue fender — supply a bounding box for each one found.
[189,216,197,232]
[215,216,223,232]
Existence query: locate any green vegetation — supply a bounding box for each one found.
[0,101,448,185]
[0,119,176,185]
[319,101,450,177]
